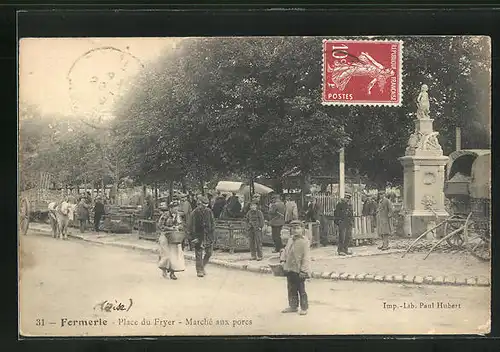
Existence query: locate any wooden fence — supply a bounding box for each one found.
[313,191,378,244]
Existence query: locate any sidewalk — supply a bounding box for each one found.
[27,223,490,287]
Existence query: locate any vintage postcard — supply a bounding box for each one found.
[18,36,491,336]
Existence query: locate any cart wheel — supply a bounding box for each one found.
[445,215,466,248]
[464,218,490,261]
[19,198,30,236]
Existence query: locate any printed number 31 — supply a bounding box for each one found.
[36,319,45,326]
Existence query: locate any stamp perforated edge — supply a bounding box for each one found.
[321,38,404,107]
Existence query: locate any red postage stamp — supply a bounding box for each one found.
[322,39,403,106]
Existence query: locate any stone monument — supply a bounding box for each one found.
[399,84,449,237]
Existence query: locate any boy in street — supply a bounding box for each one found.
[245,199,265,261]
[280,220,311,316]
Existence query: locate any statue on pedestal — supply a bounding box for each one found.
[416,84,430,119]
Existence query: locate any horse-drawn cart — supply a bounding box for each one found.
[404,149,491,261]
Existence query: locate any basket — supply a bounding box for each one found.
[268,256,285,277]
[166,230,185,244]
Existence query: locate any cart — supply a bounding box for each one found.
[403,149,491,261]
[19,197,30,236]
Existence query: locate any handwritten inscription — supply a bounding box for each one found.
[94,299,133,313]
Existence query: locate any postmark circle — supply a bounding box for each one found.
[67,46,144,122]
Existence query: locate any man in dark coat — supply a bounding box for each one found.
[268,194,286,253]
[245,200,265,261]
[362,194,378,232]
[227,192,242,218]
[334,193,354,256]
[93,196,106,232]
[212,193,227,219]
[376,190,394,250]
[188,195,215,277]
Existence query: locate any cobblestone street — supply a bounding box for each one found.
[19,234,490,336]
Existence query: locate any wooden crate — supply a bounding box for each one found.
[102,213,134,233]
[138,220,159,241]
[214,220,250,253]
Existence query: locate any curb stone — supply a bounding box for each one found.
[434,276,445,285]
[403,275,414,284]
[393,275,403,283]
[413,276,424,284]
[444,277,456,285]
[321,272,331,279]
[424,276,434,284]
[477,277,489,286]
[466,278,477,286]
[330,272,340,280]
[29,229,490,287]
[355,273,366,281]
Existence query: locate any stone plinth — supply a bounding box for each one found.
[399,117,449,237]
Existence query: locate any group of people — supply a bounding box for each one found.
[75,192,106,233]
[157,194,216,280]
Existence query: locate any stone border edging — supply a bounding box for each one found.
[27,227,490,288]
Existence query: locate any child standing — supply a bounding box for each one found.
[245,200,265,261]
[280,220,311,315]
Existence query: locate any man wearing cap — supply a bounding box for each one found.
[245,199,265,261]
[334,193,354,256]
[188,195,216,277]
[268,194,286,253]
[376,190,394,250]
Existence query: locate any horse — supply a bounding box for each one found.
[48,201,76,240]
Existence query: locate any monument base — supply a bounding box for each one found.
[408,210,449,239]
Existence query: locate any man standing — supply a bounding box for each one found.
[93,196,105,232]
[212,192,226,219]
[362,194,378,232]
[284,195,299,224]
[179,194,193,251]
[268,194,286,253]
[377,190,394,251]
[227,192,242,218]
[189,196,215,277]
[334,193,354,256]
[306,197,327,246]
[245,200,265,261]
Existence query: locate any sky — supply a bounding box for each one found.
[19,38,179,119]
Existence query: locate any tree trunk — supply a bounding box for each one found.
[199,178,204,196]
[168,179,174,204]
[154,182,159,207]
[181,177,187,193]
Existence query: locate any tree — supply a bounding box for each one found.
[114,36,490,189]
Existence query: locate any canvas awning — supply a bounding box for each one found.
[469,152,491,199]
[215,181,274,194]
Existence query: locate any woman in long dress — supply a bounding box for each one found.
[158,203,186,280]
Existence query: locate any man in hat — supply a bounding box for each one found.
[268,194,286,253]
[93,196,106,232]
[376,190,394,250]
[280,220,310,315]
[334,193,354,256]
[188,195,215,277]
[212,192,227,219]
[245,199,265,261]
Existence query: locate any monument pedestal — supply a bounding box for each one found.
[399,118,449,238]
